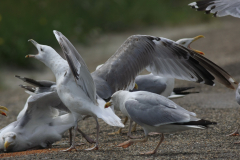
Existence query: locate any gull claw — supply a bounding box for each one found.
[62,145,77,152]
[85,144,98,150]
[139,150,156,155]
[117,140,133,148]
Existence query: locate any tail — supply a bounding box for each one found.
[96,98,124,128]
[173,87,199,95]
[168,87,199,99]
[174,119,217,129]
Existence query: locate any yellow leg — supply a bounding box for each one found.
[108,117,128,135]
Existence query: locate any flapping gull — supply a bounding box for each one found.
[105,90,217,155]
[27,31,124,151]
[107,35,204,136]
[91,34,236,102]
[0,87,76,152]
[15,75,96,145]
[0,106,8,117]
[189,0,240,18]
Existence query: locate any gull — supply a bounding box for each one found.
[0,106,8,117]
[27,31,124,151]
[27,31,236,151]
[105,90,217,155]
[15,75,96,145]
[189,0,240,18]
[107,35,205,136]
[0,85,76,152]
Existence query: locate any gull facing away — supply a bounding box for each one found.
[15,75,96,145]
[27,30,236,151]
[0,106,8,117]
[105,90,217,155]
[189,0,240,18]
[27,32,124,151]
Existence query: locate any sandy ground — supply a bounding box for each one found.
[1,17,240,159]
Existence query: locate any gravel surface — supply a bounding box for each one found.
[1,17,240,159]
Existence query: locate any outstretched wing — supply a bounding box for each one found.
[92,35,236,99]
[54,30,98,105]
[189,0,240,18]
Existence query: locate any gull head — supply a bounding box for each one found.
[176,35,205,55]
[3,132,17,152]
[26,39,58,62]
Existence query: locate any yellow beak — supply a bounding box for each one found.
[4,141,10,151]
[104,101,112,108]
[0,106,8,111]
[192,35,205,55]
[134,83,138,90]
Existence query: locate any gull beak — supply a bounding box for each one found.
[104,101,113,109]
[26,39,39,58]
[4,141,10,152]
[0,106,8,112]
[134,83,138,90]
[0,106,8,116]
[191,35,205,55]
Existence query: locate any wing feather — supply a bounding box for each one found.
[92,35,236,99]
[54,30,98,105]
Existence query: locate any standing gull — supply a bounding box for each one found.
[105,90,217,155]
[189,0,240,18]
[27,32,124,151]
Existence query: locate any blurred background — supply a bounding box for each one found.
[0,0,239,92]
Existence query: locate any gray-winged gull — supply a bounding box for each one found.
[15,75,96,145]
[0,86,76,152]
[26,30,236,151]
[0,106,8,117]
[105,90,217,155]
[107,35,205,136]
[27,31,124,151]
[189,0,240,18]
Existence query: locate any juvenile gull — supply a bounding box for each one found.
[105,90,217,155]
[189,0,240,18]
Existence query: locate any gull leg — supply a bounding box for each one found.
[140,133,164,155]
[117,135,148,148]
[131,122,137,132]
[69,128,72,146]
[127,120,143,139]
[85,118,99,150]
[108,117,128,135]
[63,123,78,152]
[227,124,240,136]
[78,128,96,144]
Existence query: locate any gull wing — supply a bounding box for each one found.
[130,74,167,94]
[92,35,236,99]
[189,0,240,18]
[125,92,197,126]
[15,75,55,87]
[17,91,62,128]
[54,30,98,105]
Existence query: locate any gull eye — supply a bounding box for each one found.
[40,48,43,52]
[182,42,186,45]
